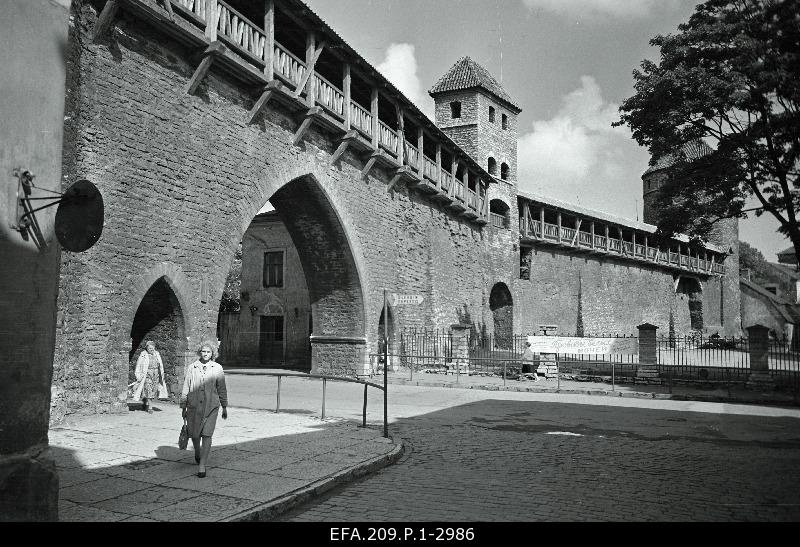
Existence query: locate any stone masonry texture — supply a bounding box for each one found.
[53,1,743,424]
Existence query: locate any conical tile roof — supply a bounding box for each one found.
[643,139,714,176]
[429,57,521,113]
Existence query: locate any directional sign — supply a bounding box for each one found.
[390,293,424,306]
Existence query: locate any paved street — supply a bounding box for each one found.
[225,375,800,522]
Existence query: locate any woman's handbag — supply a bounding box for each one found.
[158,382,169,400]
[178,419,189,450]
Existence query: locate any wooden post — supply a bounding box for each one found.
[557,212,562,243]
[343,64,351,130]
[449,158,458,197]
[590,221,595,249]
[521,200,530,236]
[205,0,218,41]
[305,32,316,106]
[644,235,649,260]
[540,207,545,238]
[263,0,274,79]
[396,104,405,163]
[605,224,610,252]
[371,87,379,149]
[417,127,424,174]
[435,143,442,189]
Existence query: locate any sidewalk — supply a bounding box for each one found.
[49,403,402,522]
[382,369,800,407]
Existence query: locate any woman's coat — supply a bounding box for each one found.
[132,349,167,400]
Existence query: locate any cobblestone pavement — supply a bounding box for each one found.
[276,396,800,522]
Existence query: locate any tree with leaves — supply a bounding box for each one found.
[616,0,800,261]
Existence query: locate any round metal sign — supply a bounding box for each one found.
[55,179,104,252]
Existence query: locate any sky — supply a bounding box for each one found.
[302,0,789,262]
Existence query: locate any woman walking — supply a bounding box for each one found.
[133,340,168,413]
[181,341,228,478]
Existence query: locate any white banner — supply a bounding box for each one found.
[526,336,638,355]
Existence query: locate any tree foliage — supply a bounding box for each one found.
[616,0,800,260]
[219,242,242,313]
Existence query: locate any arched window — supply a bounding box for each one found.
[489,199,510,229]
[450,101,461,119]
[502,114,508,130]
[487,157,497,176]
[489,106,495,123]
[500,163,510,181]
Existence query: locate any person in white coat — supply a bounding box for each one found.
[133,340,168,413]
[181,341,228,478]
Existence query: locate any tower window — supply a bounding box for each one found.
[502,114,508,129]
[488,157,497,176]
[450,101,461,119]
[500,163,510,181]
[489,106,495,123]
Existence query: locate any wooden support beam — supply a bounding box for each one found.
[361,152,380,179]
[246,81,281,124]
[590,222,595,249]
[387,166,411,192]
[264,0,275,80]
[292,106,323,146]
[570,218,581,246]
[605,225,610,252]
[93,0,121,43]
[294,38,327,99]
[618,227,625,254]
[185,42,225,95]
[330,130,359,164]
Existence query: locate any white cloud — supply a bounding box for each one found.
[518,76,650,219]
[521,0,677,19]
[376,43,434,120]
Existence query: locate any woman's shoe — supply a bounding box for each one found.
[197,470,206,478]
[147,408,154,414]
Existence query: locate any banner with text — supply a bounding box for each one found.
[526,336,638,355]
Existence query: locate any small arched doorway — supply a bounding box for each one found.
[676,276,703,331]
[129,277,186,399]
[490,282,514,350]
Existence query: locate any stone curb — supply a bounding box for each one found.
[223,433,405,522]
[386,378,799,406]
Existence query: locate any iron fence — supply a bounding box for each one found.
[388,328,800,395]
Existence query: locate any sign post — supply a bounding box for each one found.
[383,289,388,438]
[381,292,424,439]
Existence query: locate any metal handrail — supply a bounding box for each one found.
[227,370,387,437]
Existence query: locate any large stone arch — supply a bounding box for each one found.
[224,170,368,375]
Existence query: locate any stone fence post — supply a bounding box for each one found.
[449,324,471,375]
[636,323,658,365]
[745,324,775,389]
